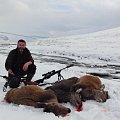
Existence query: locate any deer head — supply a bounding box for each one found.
[80,88,109,102]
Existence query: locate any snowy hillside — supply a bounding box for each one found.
[0,27,120,120]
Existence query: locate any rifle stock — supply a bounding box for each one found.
[34,78,44,84]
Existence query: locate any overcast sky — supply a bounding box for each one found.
[0,0,120,39]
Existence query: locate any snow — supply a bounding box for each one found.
[0,27,120,120]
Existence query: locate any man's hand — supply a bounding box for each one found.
[23,61,32,71]
[8,69,14,75]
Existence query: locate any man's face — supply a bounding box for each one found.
[17,42,26,52]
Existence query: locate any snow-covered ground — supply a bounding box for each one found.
[0,27,120,120]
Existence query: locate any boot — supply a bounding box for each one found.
[24,74,34,85]
[9,76,21,88]
[26,74,33,81]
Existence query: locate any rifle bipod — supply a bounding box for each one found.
[57,71,64,80]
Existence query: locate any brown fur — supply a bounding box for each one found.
[4,85,71,116]
[46,77,82,108]
[72,75,108,102]
[71,75,102,92]
[79,75,102,89]
[47,75,108,104]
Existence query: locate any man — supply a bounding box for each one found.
[5,39,36,88]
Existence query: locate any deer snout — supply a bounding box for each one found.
[70,92,82,108]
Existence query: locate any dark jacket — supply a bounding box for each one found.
[5,48,34,74]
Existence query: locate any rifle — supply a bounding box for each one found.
[34,64,74,84]
[0,64,73,91]
[0,75,27,92]
[0,75,12,92]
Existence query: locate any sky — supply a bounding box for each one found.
[0,27,120,120]
[0,0,120,39]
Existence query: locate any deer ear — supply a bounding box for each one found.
[101,84,105,90]
[76,88,82,94]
